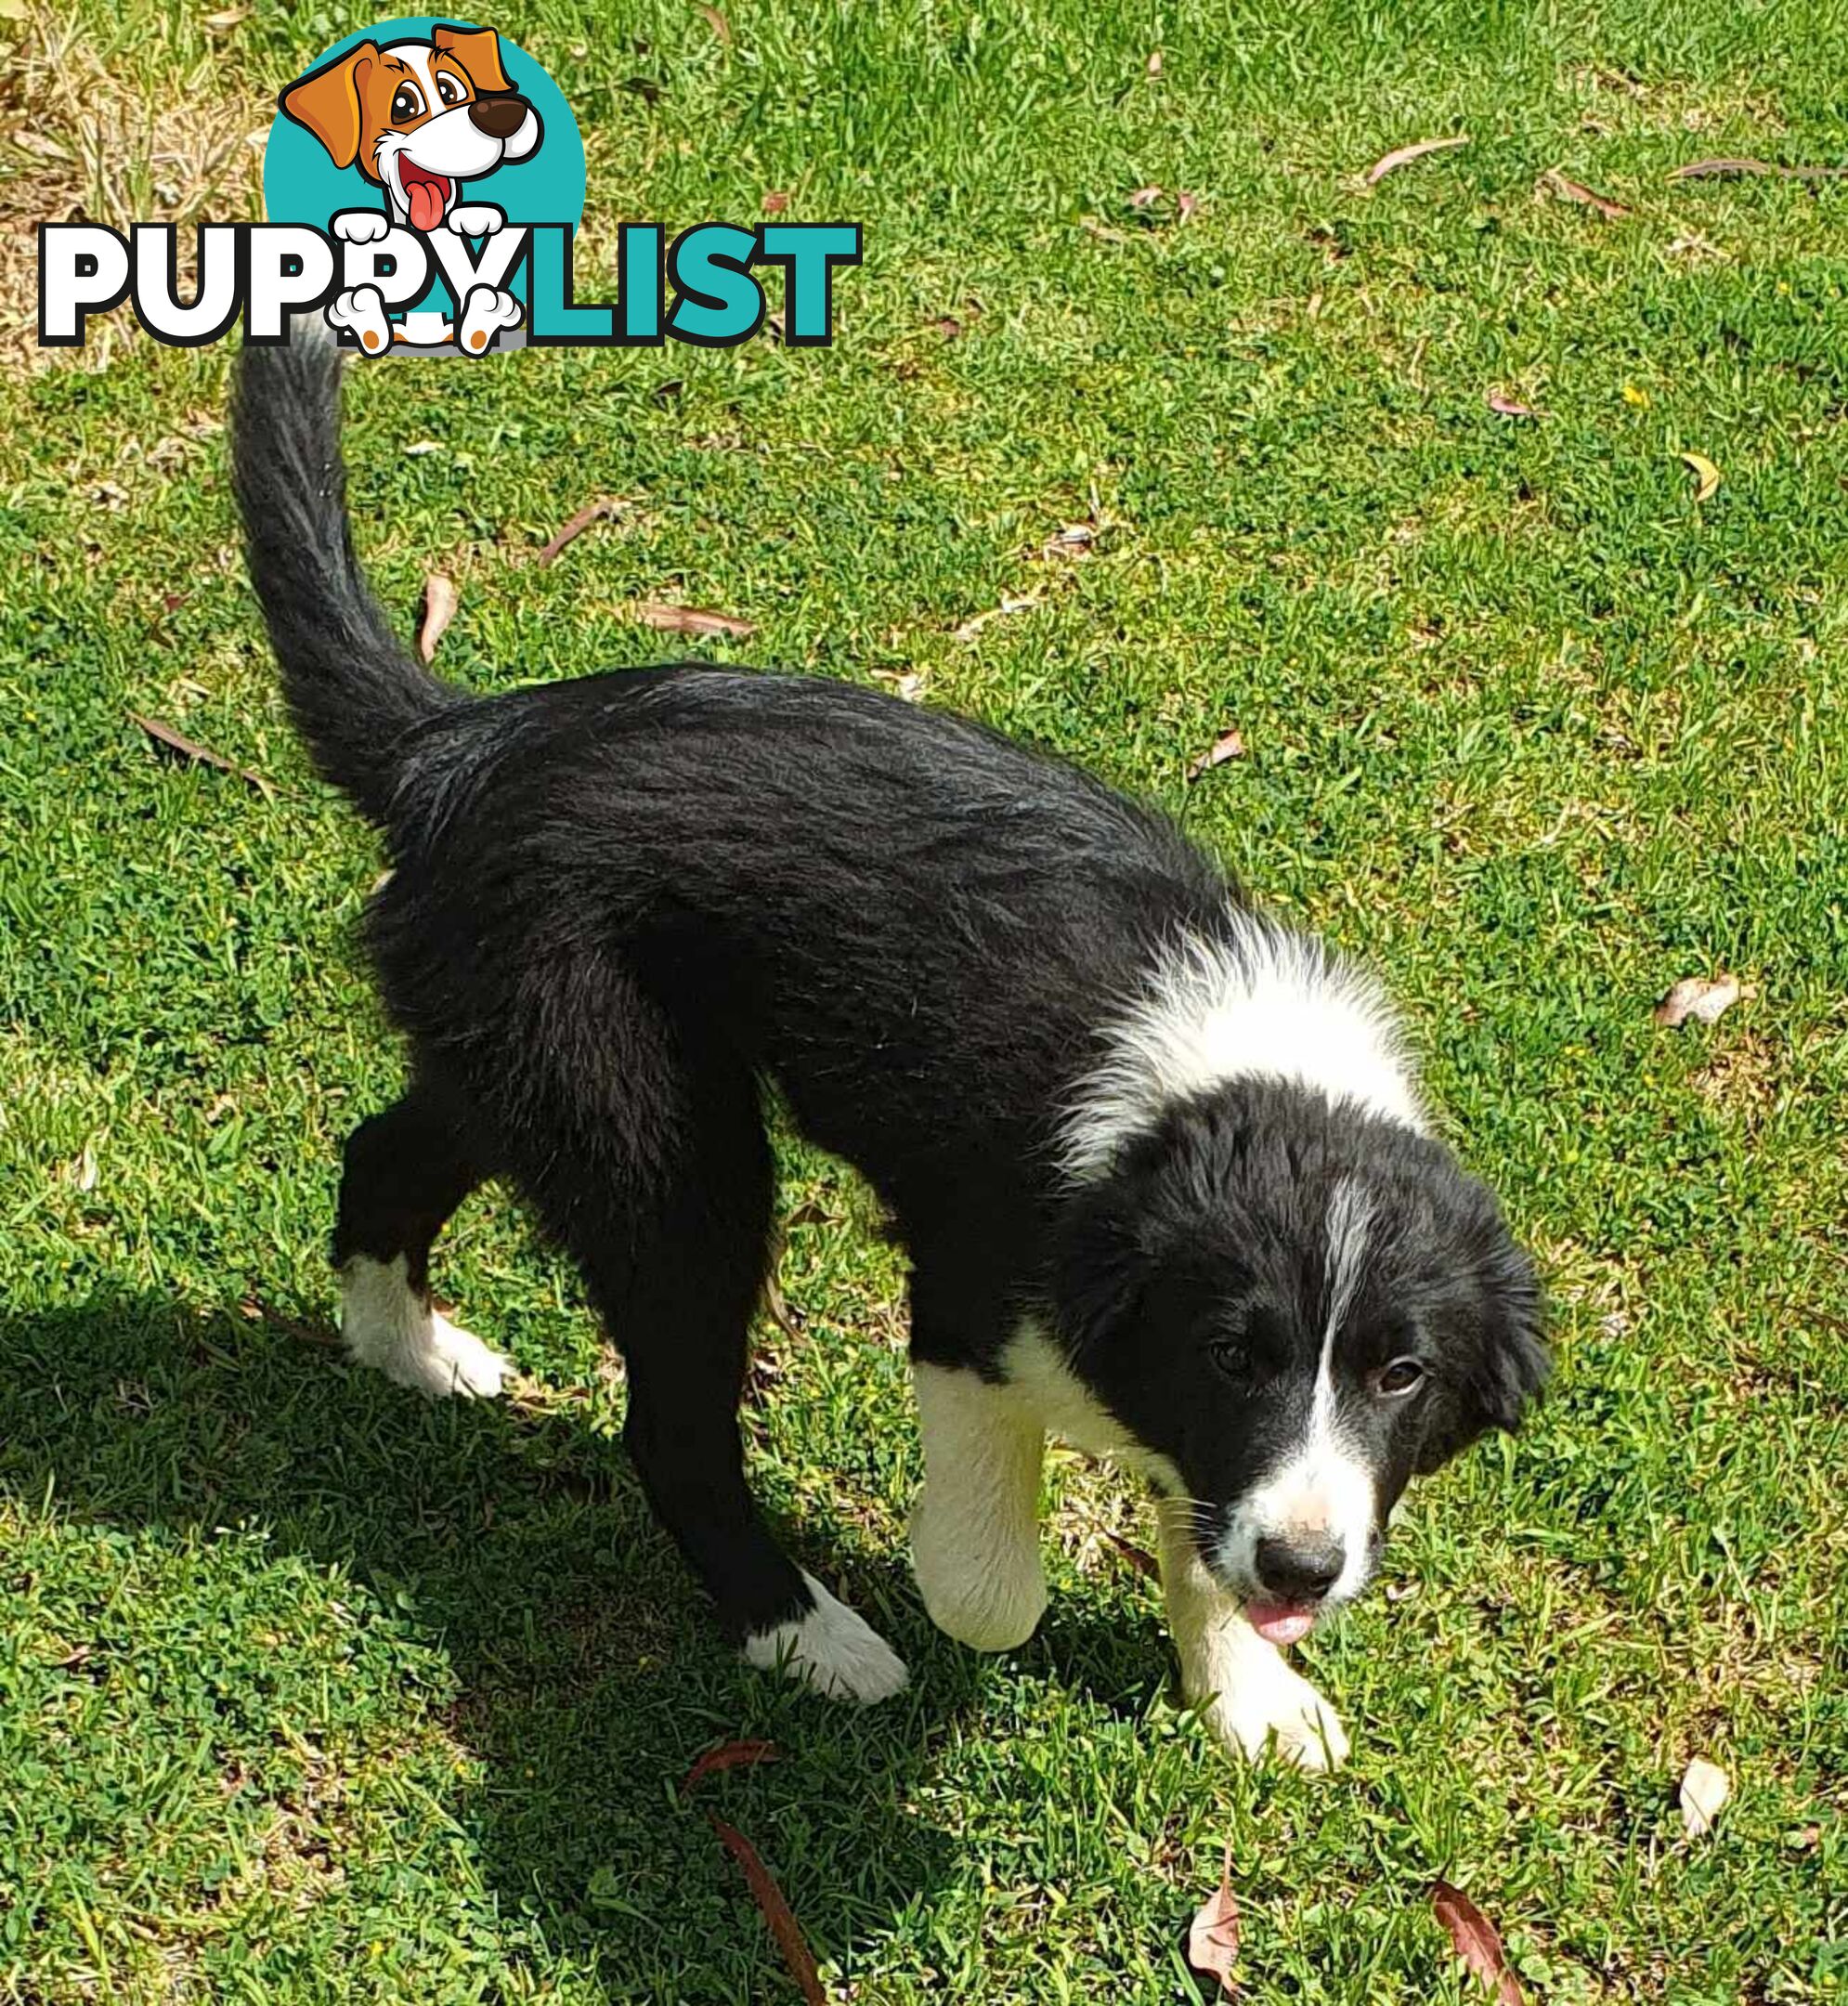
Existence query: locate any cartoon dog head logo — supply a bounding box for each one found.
[265,18,583,357]
[280,25,542,235]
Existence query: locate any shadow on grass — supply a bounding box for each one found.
[0,1289,1164,1999]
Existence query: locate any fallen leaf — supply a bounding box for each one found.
[1680,449,1722,502]
[131,713,273,799]
[1540,167,1630,218]
[954,591,1043,642]
[1431,1881,1524,2004]
[1487,390,1540,418]
[631,602,757,639]
[1128,185,1164,208]
[1363,135,1471,185]
[1679,1756,1732,1838]
[1621,382,1649,408]
[683,1740,780,1794]
[537,497,624,566]
[708,1817,825,2004]
[1046,522,1096,554]
[1147,49,1163,76]
[1187,727,1246,780]
[1670,157,1848,182]
[1653,973,1741,1028]
[417,574,458,662]
[761,189,790,213]
[933,315,964,341]
[202,5,250,25]
[1177,189,1201,222]
[1103,1530,1159,1579]
[72,1143,98,1192]
[696,3,731,43]
[404,439,443,456]
[1185,1843,1241,1996]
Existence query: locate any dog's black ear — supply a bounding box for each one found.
[1415,1238,1548,1474]
[1048,1147,1169,1358]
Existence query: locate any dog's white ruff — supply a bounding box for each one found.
[340,1253,511,1399]
[744,1571,909,1702]
[1061,908,1424,1179]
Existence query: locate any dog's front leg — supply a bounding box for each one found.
[910,1362,1048,1650]
[1158,1527,1349,1770]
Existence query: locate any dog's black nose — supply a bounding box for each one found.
[468,94,529,138]
[1254,1533,1345,1602]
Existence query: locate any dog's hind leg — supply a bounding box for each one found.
[333,1081,511,1398]
[529,1045,907,1704]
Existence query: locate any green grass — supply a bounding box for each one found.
[4,0,1848,1998]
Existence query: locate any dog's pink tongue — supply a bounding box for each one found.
[407,177,446,232]
[1245,1599,1316,1647]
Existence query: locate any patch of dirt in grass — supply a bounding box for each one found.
[0,9,266,374]
[1689,1034,1780,1130]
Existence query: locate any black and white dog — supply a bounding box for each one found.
[232,337,1544,1769]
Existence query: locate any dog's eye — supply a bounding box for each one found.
[435,72,464,105]
[391,83,424,122]
[1375,1358,1425,1398]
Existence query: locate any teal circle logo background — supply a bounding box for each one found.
[263,18,585,316]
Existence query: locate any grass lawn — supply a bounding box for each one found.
[4,0,1847,1998]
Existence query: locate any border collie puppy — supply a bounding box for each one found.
[232,335,1544,1769]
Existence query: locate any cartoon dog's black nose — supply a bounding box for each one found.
[1254,1533,1345,1602]
[468,94,529,138]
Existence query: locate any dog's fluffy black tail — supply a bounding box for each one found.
[231,333,460,827]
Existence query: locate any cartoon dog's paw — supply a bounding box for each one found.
[325,285,392,355]
[447,203,505,237]
[332,210,390,244]
[457,284,523,355]
[1204,1658,1350,1772]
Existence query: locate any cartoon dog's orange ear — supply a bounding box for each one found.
[280,42,378,170]
[432,23,514,95]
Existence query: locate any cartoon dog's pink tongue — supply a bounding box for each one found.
[400,164,449,233]
[1245,1599,1317,1647]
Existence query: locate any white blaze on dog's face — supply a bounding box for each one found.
[280,27,541,230]
[1052,1075,1546,1643]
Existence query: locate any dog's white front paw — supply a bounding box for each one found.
[325,284,392,355]
[457,284,522,354]
[332,209,390,244]
[912,1491,1047,1651]
[340,1256,513,1400]
[744,1573,909,1703]
[448,203,505,236]
[1203,1657,1350,1771]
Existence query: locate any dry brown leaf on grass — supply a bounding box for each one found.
[1679,1756,1731,1838]
[1540,168,1630,218]
[1680,450,1722,502]
[1362,135,1470,185]
[632,602,757,639]
[1177,190,1201,222]
[1653,973,1741,1028]
[1147,48,1163,76]
[709,1817,826,2003]
[131,713,273,799]
[1187,728,1246,780]
[417,574,458,662]
[1670,157,1848,182]
[1103,1529,1160,1579]
[1128,185,1164,208]
[1184,1843,1240,1995]
[761,189,790,213]
[683,1740,780,1794]
[1487,391,1541,418]
[537,497,625,566]
[696,3,732,44]
[1431,1882,1524,2004]
[954,591,1043,642]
